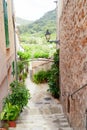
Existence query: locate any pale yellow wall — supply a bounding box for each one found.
[0,77,9,111]
[7,0,15,56]
[0,0,7,84]
[0,0,15,111]
[7,0,15,85]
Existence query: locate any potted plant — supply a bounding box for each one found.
[0,102,20,127]
[1,80,30,128]
[8,81,30,111]
[0,120,8,130]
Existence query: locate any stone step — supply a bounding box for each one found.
[9,125,73,130]
[8,79,73,130]
[19,112,66,117]
[9,128,59,130]
[9,112,72,130]
[14,118,71,130]
[9,127,73,130]
[59,128,73,130]
[20,107,63,116]
[16,116,68,123]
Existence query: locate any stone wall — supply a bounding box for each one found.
[60,0,87,129]
[29,59,53,80]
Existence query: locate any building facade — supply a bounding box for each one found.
[0,0,15,111]
[59,0,87,129]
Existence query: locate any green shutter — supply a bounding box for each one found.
[3,0,9,48]
[12,61,15,77]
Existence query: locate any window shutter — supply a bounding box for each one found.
[3,0,9,48]
[12,61,15,77]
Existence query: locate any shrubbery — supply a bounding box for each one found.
[17,51,30,60]
[32,49,60,98]
[48,49,60,98]
[0,80,31,122]
[21,44,56,59]
[33,70,50,84]
[17,51,29,82]
[3,81,31,111]
[34,51,49,58]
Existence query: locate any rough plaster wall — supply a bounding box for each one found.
[31,59,53,76]
[0,0,15,110]
[0,77,9,112]
[60,0,87,128]
[0,0,7,83]
[7,0,15,55]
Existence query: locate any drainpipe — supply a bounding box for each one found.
[12,0,18,80]
[86,109,87,130]
[54,0,58,49]
[14,22,18,81]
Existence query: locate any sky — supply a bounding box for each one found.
[13,0,56,21]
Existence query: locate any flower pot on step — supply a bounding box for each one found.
[8,121,16,127]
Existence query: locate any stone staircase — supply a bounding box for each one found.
[9,98,73,130]
[9,77,73,130]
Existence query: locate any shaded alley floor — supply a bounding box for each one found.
[9,75,73,130]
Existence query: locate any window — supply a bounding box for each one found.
[3,0,9,48]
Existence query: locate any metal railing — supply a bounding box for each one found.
[70,83,87,98]
[62,84,87,129]
[62,84,87,114]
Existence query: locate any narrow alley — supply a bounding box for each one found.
[9,75,73,130]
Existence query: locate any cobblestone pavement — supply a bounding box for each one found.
[9,76,73,130]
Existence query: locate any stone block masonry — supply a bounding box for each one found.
[29,58,53,79]
[60,0,87,129]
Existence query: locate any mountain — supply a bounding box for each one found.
[18,9,56,36]
[16,17,33,26]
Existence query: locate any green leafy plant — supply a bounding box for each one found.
[33,70,50,84]
[10,80,24,91]
[3,81,31,111]
[17,60,28,82]
[17,61,24,74]
[17,51,30,60]
[23,72,27,78]
[48,49,60,98]
[34,51,49,58]
[17,51,29,82]
[21,43,56,59]
[0,103,20,121]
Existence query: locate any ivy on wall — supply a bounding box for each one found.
[48,49,60,98]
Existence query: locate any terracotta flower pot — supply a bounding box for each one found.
[8,121,16,127]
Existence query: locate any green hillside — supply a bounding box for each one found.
[18,9,56,36]
[17,9,57,60]
[16,17,33,26]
